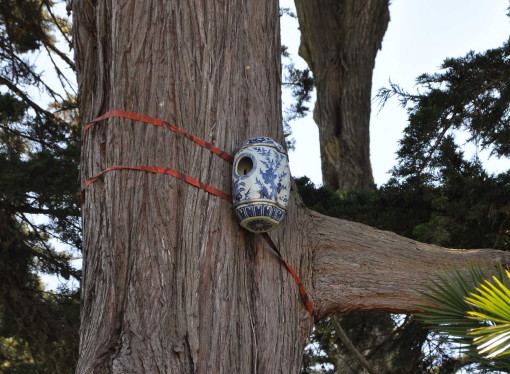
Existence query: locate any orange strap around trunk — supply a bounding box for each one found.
[82,165,233,205]
[82,109,234,164]
[82,110,316,320]
[261,233,316,320]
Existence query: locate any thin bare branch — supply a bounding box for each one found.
[330,317,378,374]
[45,38,76,71]
[43,43,76,95]
[42,0,73,48]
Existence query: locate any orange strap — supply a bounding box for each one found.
[83,110,234,164]
[82,165,232,205]
[82,110,316,320]
[262,233,316,320]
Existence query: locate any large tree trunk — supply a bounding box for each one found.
[74,1,313,373]
[73,1,510,373]
[295,0,390,191]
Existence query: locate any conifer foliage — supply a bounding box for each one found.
[0,1,80,372]
[378,41,510,183]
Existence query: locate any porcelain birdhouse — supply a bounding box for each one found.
[232,137,291,233]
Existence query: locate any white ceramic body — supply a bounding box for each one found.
[232,137,290,233]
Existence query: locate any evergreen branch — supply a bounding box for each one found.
[15,204,75,216]
[375,80,420,113]
[1,42,60,97]
[1,9,75,101]
[416,70,509,175]
[16,212,78,253]
[0,123,57,149]
[16,213,81,281]
[42,0,73,49]
[416,111,456,176]
[2,6,74,70]
[279,7,296,18]
[0,76,53,117]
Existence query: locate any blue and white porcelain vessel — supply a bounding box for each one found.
[232,137,291,233]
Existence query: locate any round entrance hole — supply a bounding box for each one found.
[236,156,254,176]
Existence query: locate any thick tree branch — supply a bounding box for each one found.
[308,210,510,317]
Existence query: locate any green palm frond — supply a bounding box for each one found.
[466,270,510,359]
[417,265,510,372]
[417,267,490,343]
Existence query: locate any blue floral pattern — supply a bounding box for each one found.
[238,137,285,153]
[232,137,290,233]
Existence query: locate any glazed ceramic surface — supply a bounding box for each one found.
[232,137,291,233]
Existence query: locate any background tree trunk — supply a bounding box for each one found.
[293,2,400,372]
[74,1,314,373]
[295,0,390,191]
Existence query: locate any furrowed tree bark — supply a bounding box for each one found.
[310,211,510,317]
[74,1,313,373]
[295,0,390,191]
[73,1,510,373]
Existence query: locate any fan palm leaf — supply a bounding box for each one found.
[417,265,510,372]
[465,270,510,359]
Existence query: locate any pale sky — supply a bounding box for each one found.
[282,0,510,186]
